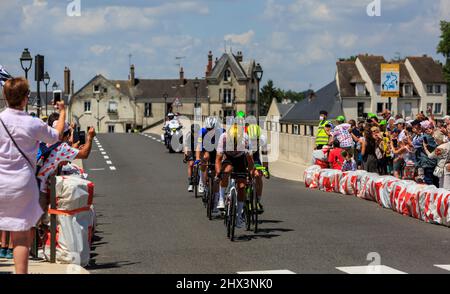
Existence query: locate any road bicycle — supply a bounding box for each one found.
[223,172,249,242]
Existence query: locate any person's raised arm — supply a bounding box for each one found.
[76,127,96,159]
[55,101,66,140]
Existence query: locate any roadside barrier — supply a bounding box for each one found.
[39,164,95,267]
[304,165,450,228]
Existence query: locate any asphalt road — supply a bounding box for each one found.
[82,133,450,274]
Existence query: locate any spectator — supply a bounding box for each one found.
[360,126,379,173]
[0,77,66,274]
[315,110,333,150]
[341,150,357,172]
[332,116,353,149]
[36,114,95,209]
[418,121,439,186]
[0,231,13,259]
[328,140,344,170]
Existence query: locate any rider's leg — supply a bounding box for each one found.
[255,171,263,201]
[218,164,232,209]
[188,159,194,191]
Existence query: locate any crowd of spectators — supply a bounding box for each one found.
[314,109,450,190]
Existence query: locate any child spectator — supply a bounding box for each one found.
[341,150,357,172]
[328,140,344,170]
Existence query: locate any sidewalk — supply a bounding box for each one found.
[269,159,307,182]
[0,258,90,274]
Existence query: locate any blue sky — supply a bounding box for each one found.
[0,0,449,92]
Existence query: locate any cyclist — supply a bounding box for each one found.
[216,124,255,228]
[247,124,269,214]
[184,124,200,192]
[195,117,224,200]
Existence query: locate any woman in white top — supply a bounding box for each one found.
[0,77,66,274]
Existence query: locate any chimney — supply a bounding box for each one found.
[206,51,213,77]
[236,51,243,62]
[64,67,71,95]
[179,67,184,80]
[71,80,74,95]
[129,64,135,87]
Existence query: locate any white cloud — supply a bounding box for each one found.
[338,34,358,49]
[224,30,255,46]
[89,45,112,55]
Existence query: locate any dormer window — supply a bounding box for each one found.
[355,83,365,96]
[404,84,412,96]
[93,85,100,94]
[224,69,231,82]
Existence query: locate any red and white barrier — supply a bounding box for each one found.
[43,175,96,267]
[304,165,321,189]
[305,165,450,228]
[318,169,343,193]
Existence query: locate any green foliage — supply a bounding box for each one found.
[259,80,307,115]
[437,21,450,113]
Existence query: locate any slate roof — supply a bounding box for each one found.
[208,53,253,82]
[357,55,386,84]
[337,61,364,98]
[277,103,295,117]
[280,81,343,124]
[407,56,446,83]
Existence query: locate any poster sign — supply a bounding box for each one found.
[381,63,400,98]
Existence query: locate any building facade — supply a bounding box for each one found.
[206,51,259,118]
[69,50,261,133]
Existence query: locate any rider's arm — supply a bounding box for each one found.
[216,153,223,175]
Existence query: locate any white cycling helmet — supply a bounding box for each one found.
[205,116,218,129]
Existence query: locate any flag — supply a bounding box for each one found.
[0,65,13,87]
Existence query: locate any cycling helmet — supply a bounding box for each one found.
[168,113,175,120]
[205,116,218,130]
[228,124,244,141]
[336,116,346,123]
[236,111,246,119]
[247,124,261,139]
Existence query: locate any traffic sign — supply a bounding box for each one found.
[381,63,400,98]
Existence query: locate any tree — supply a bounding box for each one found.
[437,21,450,113]
[259,80,280,115]
[258,80,307,115]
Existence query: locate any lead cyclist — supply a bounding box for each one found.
[215,124,255,229]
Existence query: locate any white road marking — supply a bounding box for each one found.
[101,152,106,155]
[109,166,116,171]
[106,160,113,165]
[104,156,109,159]
[237,270,296,274]
[157,140,162,143]
[89,168,105,171]
[336,265,407,274]
[434,265,450,271]
[99,148,104,151]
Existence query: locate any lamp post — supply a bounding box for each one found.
[43,72,50,116]
[163,92,168,117]
[194,77,200,119]
[20,48,33,112]
[253,63,264,124]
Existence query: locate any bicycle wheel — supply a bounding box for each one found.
[252,181,258,233]
[230,188,237,242]
[207,177,214,220]
[245,198,251,231]
[193,166,199,198]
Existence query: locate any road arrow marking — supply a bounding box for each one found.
[434,265,450,271]
[336,265,407,274]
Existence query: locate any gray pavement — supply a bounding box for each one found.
[83,133,450,274]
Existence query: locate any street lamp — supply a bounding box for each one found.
[43,72,50,116]
[253,63,263,124]
[194,78,200,118]
[20,48,33,112]
[163,92,169,117]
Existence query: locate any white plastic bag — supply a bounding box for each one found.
[55,176,94,211]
